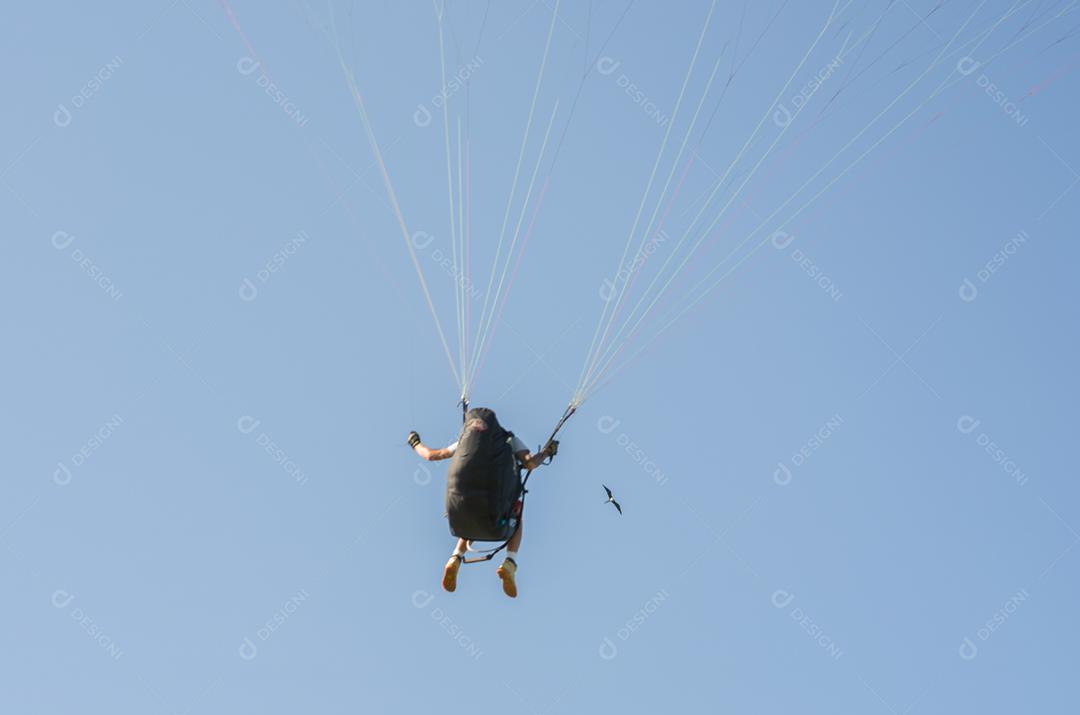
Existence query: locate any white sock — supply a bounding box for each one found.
[506,551,518,564]
[453,546,466,557]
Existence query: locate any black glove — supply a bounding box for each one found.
[407,431,421,448]
[545,439,559,459]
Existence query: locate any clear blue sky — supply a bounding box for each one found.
[3,1,1078,713]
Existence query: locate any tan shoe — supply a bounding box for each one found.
[442,554,463,592]
[496,558,517,598]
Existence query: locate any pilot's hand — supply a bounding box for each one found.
[407,431,421,448]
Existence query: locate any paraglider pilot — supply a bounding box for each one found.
[408,407,558,598]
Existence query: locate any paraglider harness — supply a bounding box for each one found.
[456,400,575,565]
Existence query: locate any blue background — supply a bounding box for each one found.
[3,1,1077,713]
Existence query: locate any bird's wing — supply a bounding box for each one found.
[613,500,622,514]
[603,484,613,499]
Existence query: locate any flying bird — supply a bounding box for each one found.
[602,484,622,515]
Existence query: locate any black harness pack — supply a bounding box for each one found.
[445,407,523,542]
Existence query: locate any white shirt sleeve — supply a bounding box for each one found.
[446,441,458,456]
[509,433,530,455]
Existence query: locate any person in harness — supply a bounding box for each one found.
[408,407,558,598]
